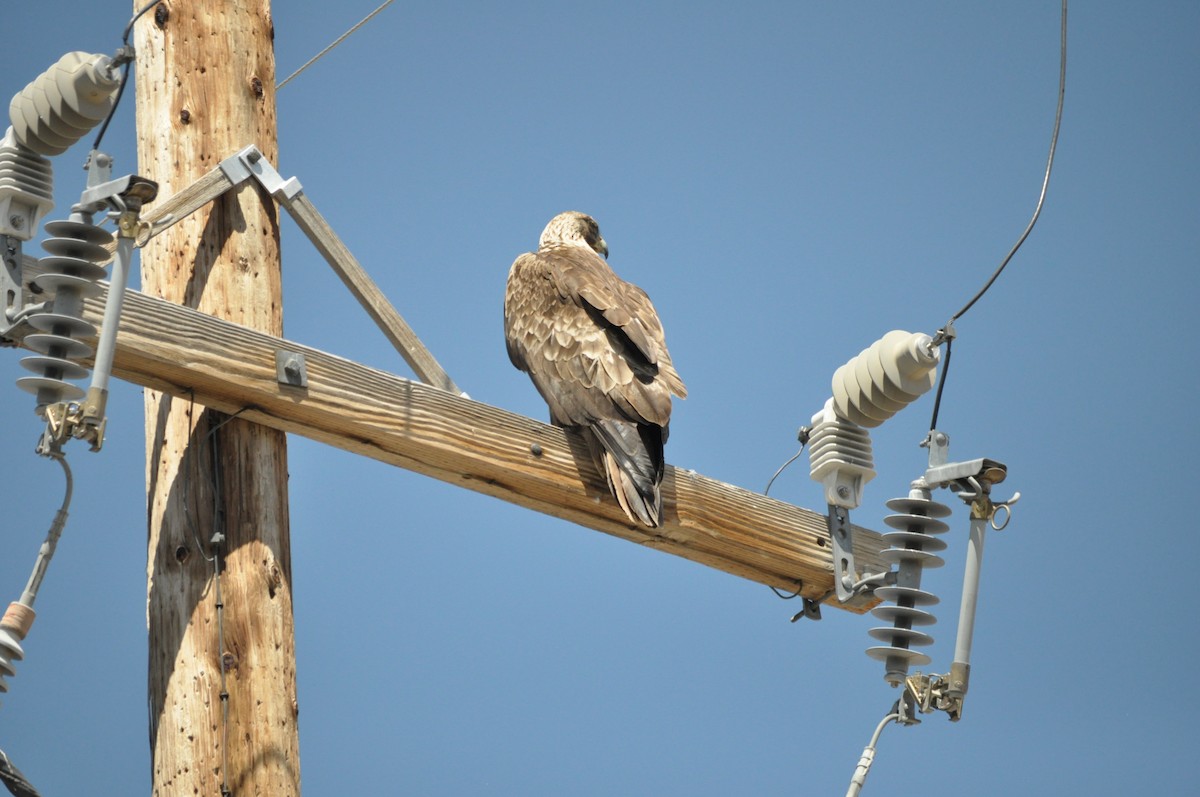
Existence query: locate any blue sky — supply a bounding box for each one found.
[1,1,1197,794]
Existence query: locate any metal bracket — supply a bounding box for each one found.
[276,349,308,388]
[828,503,858,603]
[790,596,824,622]
[220,145,303,202]
[79,173,159,212]
[904,668,966,722]
[0,236,25,340]
[922,430,1007,492]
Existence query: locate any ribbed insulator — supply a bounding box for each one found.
[865,489,952,686]
[808,400,876,509]
[15,218,110,412]
[831,330,940,428]
[0,626,23,701]
[0,128,55,240]
[9,52,120,156]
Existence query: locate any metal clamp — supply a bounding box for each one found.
[276,349,308,388]
[220,146,303,202]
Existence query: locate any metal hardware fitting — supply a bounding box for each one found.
[276,350,308,388]
[828,504,858,603]
[219,146,303,201]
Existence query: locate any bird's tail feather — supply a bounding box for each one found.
[587,420,663,527]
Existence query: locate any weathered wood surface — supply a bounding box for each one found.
[133,1,300,794]
[11,269,886,612]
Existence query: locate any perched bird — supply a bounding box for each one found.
[504,211,687,527]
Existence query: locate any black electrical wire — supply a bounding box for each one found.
[927,336,953,432]
[930,0,1067,432]
[764,437,810,601]
[950,0,1067,324]
[92,0,165,151]
[764,445,806,498]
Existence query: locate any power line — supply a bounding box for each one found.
[929,0,1067,431]
[276,0,397,91]
[949,0,1068,324]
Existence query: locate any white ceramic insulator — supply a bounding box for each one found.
[0,128,55,240]
[831,330,941,428]
[808,398,875,509]
[8,52,119,156]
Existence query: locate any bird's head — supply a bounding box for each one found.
[539,211,609,259]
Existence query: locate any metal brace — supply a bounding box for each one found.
[0,236,25,341]
[790,596,824,622]
[828,503,858,603]
[219,146,303,202]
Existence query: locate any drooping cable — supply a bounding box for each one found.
[844,710,900,797]
[950,0,1066,324]
[764,445,806,498]
[181,391,216,564]
[763,433,809,601]
[276,0,397,91]
[18,453,73,609]
[930,0,1067,432]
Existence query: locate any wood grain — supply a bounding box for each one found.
[11,271,886,612]
[133,2,300,794]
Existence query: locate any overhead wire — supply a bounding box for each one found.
[276,0,397,91]
[949,0,1067,325]
[929,0,1067,431]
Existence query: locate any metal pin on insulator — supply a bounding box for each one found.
[8,52,120,156]
[865,488,951,686]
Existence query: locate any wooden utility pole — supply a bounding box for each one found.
[132,2,300,794]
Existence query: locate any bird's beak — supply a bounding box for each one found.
[597,237,609,260]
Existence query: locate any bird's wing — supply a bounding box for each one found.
[619,281,688,400]
[504,246,681,429]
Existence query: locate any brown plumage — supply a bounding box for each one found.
[504,211,687,527]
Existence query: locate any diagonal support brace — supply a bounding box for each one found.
[124,146,461,395]
[222,146,461,395]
